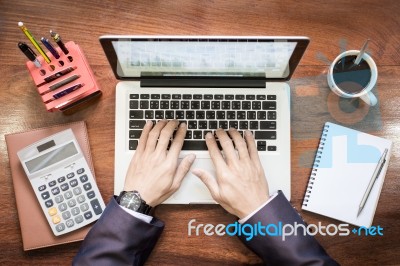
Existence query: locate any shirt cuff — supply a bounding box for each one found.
[238,192,279,224]
[118,205,153,223]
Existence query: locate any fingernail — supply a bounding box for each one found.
[245,130,252,136]
[180,122,187,128]
[206,132,213,139]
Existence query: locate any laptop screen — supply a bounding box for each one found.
[100,36,309,81]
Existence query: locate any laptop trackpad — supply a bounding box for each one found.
[168,158,216,204]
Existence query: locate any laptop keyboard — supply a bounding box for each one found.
[128,93,277,151]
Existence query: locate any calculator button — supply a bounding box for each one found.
[51,187,60,195]
[55,195,64,203]
[66,219,75,228]
[73,187,82,195]
[57,176,66,183]
[62,211,71,220]
[90,199,103,215]
[59,203,67,212]
[48,181,56,187]
[70,179,78,187]
[80,203,89,212]
[77,168,85,174]
[55,223,65,232]
[64,191,73,199]
[75,215,84,224]
[71,207,80,216]
[41,191,50,200]
[52,215,61,224]
[79,174,89,183]
[60,183,69,191]
[67,173,75,179]
[84,211,93,220]
[83,183,92,191]
[68,199,77,207]
[38,185,46,192]
[77,195,85,203]
[87,191,95,199]
[45,199,53,208]
[48,207,57,216]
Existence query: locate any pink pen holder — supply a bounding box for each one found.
[26,41,101,112]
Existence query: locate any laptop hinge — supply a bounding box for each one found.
[140,78,266,88]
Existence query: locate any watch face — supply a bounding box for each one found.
[120,192,141,211]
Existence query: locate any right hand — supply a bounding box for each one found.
[192,128,270,219]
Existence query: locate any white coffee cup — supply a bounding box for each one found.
[327,50,378,106]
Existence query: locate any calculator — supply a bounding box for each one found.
[17,129,106,236]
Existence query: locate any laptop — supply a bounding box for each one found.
[99,36,309,203]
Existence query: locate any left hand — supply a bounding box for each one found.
[123,120,196,207]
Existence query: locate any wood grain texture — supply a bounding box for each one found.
[0,0,399,265]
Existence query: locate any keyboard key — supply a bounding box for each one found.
[255,131,277,140]
[160,101,169,109]
[62,211,71,220]
[193,94,202,99]
[171,101,180,109]
[45,199,53,208]
[260,121,277,129]
[130,110,143,119]
[77,195,85,203]
[219,121,228,129]
[129,120,146,129]
[130,94,139,99]
[172,94,181,99]
[257,141,266,151]
[70,179,78,187]
[257,111,267,120]
[84,211,93,220]
[206,111,215,119]
[150,101,159,109]
[239,121,248,129]
[211,101,220,109]
[267,111,277,120]
[193,131,202,139]
[175,111,184,119]
[262,101,276,110]
[242,101,251,110]
[64,191,73,199]
[55,223,65,232]
[68,199,77,207]
[57,176,66,183]
[267,95,277,100]
[140,94,149,99]
[151,94,160,99]
[71,207,80,216]
[51,187,60,195]
[215,94,223,99]
[181,101,190,109]
[246,95,256,100]
[66,172,75,179]
[182,141,208,150]
[227,111,236,120]
[90,199,103,215]
[201,101,210,109]
[209,121,218,129]
[77,168,85,175]
[225,95,234,100]
[186,111,195,119]
[191,101,200,109]
[49,180,56,187]
[52,215,61,224]
[198,120,208,129]
[247,111,256,120]
[235,95,245,100]
[83,183,92,191]
[229,121,238,129]
[165,110,174,119]
[87,191,95,199]
[222,101,230,109]
[161,94,171,99]
[129,140,138,150]
[38,185,46,192]
[252,101,261,110]
[188,121,197,129]
[130,100,139,109]
[144,110,154,119]
[237,111,246,120]
[204,94,213,99]
[41,191,50,200]
[55,195,64,203]
[256,95,267,100]
[140,100,149,109]
[216,111,225,119]
[66,219,75,228]
[80,203,89,212]
[73,187,82,195]
[232,101,241,109]
[196,111,205,119]
[75,215,84,224]
[129,130,142,139]
[250,121,259,129]
[268,146,277,151]
[183,94,192,99]
[185,130,192,139]
[79,174,88,183]
[48,207,57,216]
[155,110,164,119]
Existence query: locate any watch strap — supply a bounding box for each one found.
[117,191,152,215]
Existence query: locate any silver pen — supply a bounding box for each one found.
[357,148,388,217]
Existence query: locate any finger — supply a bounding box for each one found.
[135,120,154,154]
[168,122,187,159]
[146,120,168,151]
[244,130,262,165]
[192,168,220,200]
[228,128,250,160]
[171,154,196,189]
[205,132,227,169]
[215,128,237,164]
[155,120,179,153]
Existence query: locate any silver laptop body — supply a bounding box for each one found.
[99,36,309,203]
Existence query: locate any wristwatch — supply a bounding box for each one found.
[116,190,152,215]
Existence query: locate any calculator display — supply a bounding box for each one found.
[25,142,78,174]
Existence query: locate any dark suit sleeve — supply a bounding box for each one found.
[73,197,164,266]
[239,191,339,266]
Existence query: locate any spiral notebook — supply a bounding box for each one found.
[302,122,392,227]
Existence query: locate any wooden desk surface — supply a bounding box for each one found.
[0,1,399,265]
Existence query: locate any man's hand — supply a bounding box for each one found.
[192,128,270,219]
[123,120,196,207]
